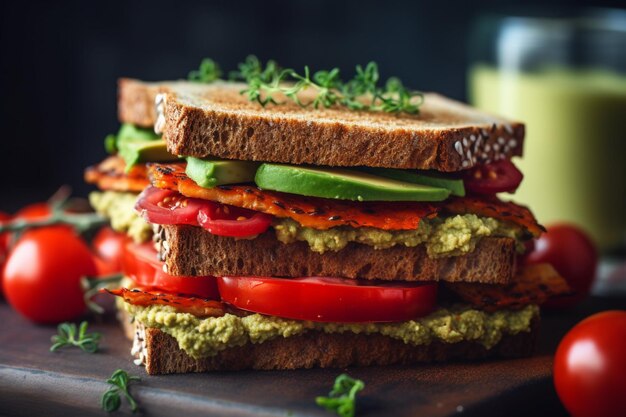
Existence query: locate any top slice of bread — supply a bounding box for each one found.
[118,78,524,172]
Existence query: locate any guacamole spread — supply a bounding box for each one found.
[89,191,152,243]
[124,302,538,359]
[274,214,523,257]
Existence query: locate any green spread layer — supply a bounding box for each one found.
[89,191,152,243]
[274,214,523,256]
[124,302,538,359]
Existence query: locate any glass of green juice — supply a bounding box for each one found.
[468,8,626,252]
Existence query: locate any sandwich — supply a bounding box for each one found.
[87,59,570,375]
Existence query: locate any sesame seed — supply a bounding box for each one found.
[509,139,517,148]
[493,143,500,151]
[462,160,469,168]
[503,145,510,153]
[466,150,472,160]
[504,124,514,135]
[485,144,491,152]
[454,141,463,156]
[485,158,492,164]
[462,137,469,147]
[498,137,506,145]
[481,129,489,137]
[470,134,476,142]
[476,136,483,147]
[481,152,488,159]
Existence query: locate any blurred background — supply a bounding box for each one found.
[1,0,625,252]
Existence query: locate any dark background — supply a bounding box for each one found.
[1,0,624,211]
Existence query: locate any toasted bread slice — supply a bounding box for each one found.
[132,318,538,374]
[158,225,517,284]
[118,78,524,172]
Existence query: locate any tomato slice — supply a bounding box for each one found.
[217,276,438,323]
[136,186,273,237]
[462,160,523,194]
[197,205,273,237]
[123,242,219,299]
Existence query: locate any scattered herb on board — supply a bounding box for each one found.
[50,321,101,353]
[316,373,365,417]
[101,369,141,413]
[188,56,424,114]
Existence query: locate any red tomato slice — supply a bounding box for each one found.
[135,186,206,226]
[136,186,273,238]
[123,242,219,299]
[197,205,273,237]
[462,160,523,194]
[217,276,438,323]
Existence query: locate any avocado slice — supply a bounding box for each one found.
[186,157,260,188]
[255,164,451,202]
[358,167,466,197]
[118,140,176,171]
[113,124,177,171]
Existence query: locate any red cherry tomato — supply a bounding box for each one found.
[123,242,218,299]
[526,223,598,308]
[92,227,128,275]
[0,211,12,295]
[136,186,273,238]
[15,203,51,220]
[217,276,438,322]
[2,226,97,323]
[554,311,626,417]
[462,160,523,194]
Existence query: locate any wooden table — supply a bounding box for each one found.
[1,297,624,417]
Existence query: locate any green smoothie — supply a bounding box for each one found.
[469,65,626,250]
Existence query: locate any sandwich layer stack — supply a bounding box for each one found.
[85,77,569,375]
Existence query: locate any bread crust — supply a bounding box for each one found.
[160,225,517,284]
[139,317,539,374]
[118,78,524,172]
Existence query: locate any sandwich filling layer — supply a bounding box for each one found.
[122,301,538,359]
[89,191,152,243]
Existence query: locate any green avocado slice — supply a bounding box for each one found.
[254,164,451,202]
[358,167,465,197]
[113,123,178,171]
[186,157,259,188]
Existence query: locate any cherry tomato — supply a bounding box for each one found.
[123,242,218,299]
[3,226,97,323]
[92,227,128,275]
[462,160,523,194]
[136,186,273,238]
[526,223,598,308]
[0,211,12,295]
[554,311,626,417]
[217,276,438,322]
[15,203,51,220]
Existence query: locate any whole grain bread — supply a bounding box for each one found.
[160,225,517,284]
[118,78,524,172]
[137,318,538,374]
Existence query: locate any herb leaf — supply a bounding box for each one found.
[188,58,222,83]
[316,373,365,417]
[191,56,423,114]
[50,321,101,353]
[101,369,141,413]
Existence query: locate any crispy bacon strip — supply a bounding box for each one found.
[446,263,572,312]
[149,162,542,234]
[85,156,150,192]
[443,196,545,237]
[105,287,226,318]
[149,163,438,230]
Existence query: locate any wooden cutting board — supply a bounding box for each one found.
[0,297,624,417]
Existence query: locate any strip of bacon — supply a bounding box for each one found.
[149,162,543,234]
[446,263,572,312]
[149,163,438,230]
[85,156,150,192]
[104,287,226,318]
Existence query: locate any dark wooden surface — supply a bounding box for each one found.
[1,297,624,417]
